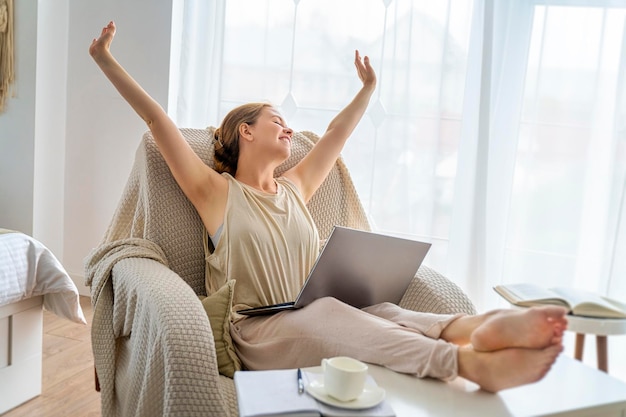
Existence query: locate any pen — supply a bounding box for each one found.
[297,368,304,394]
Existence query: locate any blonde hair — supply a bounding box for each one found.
[213,102,273,175]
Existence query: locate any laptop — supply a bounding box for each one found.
[236,226,431,316]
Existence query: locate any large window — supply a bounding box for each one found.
[505,5,626,297]
[171,0,626,312]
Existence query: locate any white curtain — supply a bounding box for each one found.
[171,0,626,312]
[169,0,226,128]
[487,1,626,310]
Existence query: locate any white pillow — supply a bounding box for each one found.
[0,230,86,324]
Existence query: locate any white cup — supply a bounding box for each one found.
[321,356,368,402]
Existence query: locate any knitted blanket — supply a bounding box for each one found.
[83,128,231,416]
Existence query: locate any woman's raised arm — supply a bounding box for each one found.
[90,21,227,234]
[283,50,376,203]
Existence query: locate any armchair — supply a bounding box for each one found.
[85,128,476,417]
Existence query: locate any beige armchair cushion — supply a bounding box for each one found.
[199,280,241,377]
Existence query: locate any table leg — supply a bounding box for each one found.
[574,333,585,361]
[596,335,608,372]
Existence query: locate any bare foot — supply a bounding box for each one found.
[470,306,568,352]
[458,343,563,392]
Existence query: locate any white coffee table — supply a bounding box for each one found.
[308,355,626,416]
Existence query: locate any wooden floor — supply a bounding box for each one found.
[4,296,101,417]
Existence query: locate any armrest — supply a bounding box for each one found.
[399,265,477,315]
[111,257,230,417]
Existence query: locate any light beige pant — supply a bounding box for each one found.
[231,297,463,381]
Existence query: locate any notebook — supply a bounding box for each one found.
[234,368,396,417]
[236,226,431,316]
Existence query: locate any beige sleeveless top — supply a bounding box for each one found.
[205,173,319,314]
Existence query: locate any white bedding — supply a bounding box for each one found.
[0,230,86,324]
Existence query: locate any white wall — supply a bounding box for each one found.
[64,0,174,294]
[0,0,173,295]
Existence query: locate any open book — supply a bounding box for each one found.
[234,369,395,417]
[494,283,626,319]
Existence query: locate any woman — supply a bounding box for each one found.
[90,21,567,393]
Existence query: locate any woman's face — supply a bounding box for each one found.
[248,107,293,153]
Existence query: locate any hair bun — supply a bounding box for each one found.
[213,128,224,149]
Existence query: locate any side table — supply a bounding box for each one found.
[567,315,626,372]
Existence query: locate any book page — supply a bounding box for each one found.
[552,287,626,318]
[235,369,319,417]
[601,296,626,313]
[494,283,571,309]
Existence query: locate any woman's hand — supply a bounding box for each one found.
[354,50,376,91]
[89,21,116,62]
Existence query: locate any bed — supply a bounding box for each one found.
[0,229,86,413]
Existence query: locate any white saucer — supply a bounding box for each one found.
[305,378,386,410]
